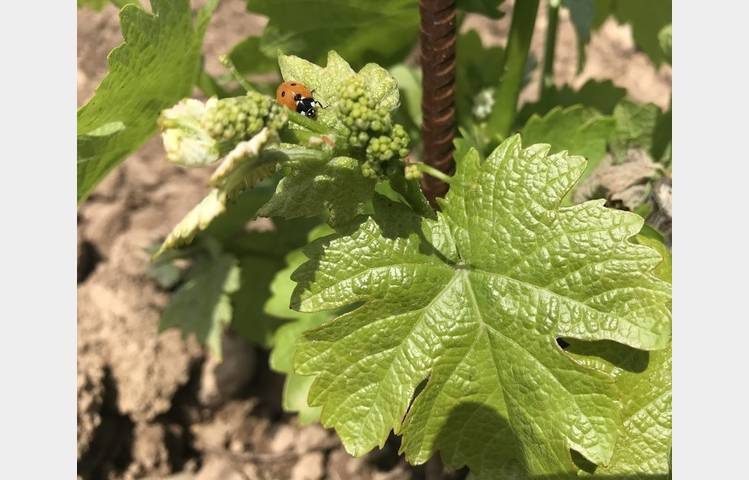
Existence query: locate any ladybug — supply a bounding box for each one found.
[275,81,324,119]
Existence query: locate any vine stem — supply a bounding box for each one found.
[540,0,560,97]
[487,0,540,139]
[419,0,457,208]
[219,54,257,93]
[413,162,454,185]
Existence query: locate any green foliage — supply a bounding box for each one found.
[257,52,406,225]
[516,79,626,127]
[231,254,288,346]
[146,245,184,290]
[292,136,671,476]
[77,0,218,202]
[259,155,377,227]
[154,129,275,258]
[79,0,674,475]
[244,0,419,71]
[267,226,336,423]
[228,36,277,76]
[278,51,400,131]
[636,235,671,284]
[520,105,615,193]
[659,24,672,64]
[159,93,287,168]
[562,0,594,71]
[161,251,240,360]
[611,99,659,155]
[389,64,422,128]
[77,0,110,10]
[593,0,671,65]
[610,98,671,166]
[335,79,410,177]
[602,346,671,478]
[457,0,505,18]
[456,30,504,124]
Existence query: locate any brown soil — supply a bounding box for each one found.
[77,2,671,479]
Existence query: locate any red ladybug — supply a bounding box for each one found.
[275,81,323,119]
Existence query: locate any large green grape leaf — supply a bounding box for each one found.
[292,135,671,477]
[77,0,218,202]
[600,346,671,478]
[520,105,615,194]
[564,238,671,479]
[599,235,671,477]
[244,0,418,71]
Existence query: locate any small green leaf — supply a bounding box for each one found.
[154,130,277,259]
[457,0,505,18]
[155,190,228,258]
[610,98,660,161]
[146,248,184,290]
[77,0,218,202]
[160,253,240,360]
[651,107,672,167]
[259,156,376,227]
[246,0,419,70]
[154,188,266,260]
[520,105,615,195]
[293,136,671,476]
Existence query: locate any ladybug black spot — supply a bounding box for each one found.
[290,82,297,86]
[281,91,286,97]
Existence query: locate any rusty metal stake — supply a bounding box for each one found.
[419,0,457,208]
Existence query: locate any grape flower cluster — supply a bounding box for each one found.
[160,91,287,168]
[336,81,410,179]
[203,91,287,144]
